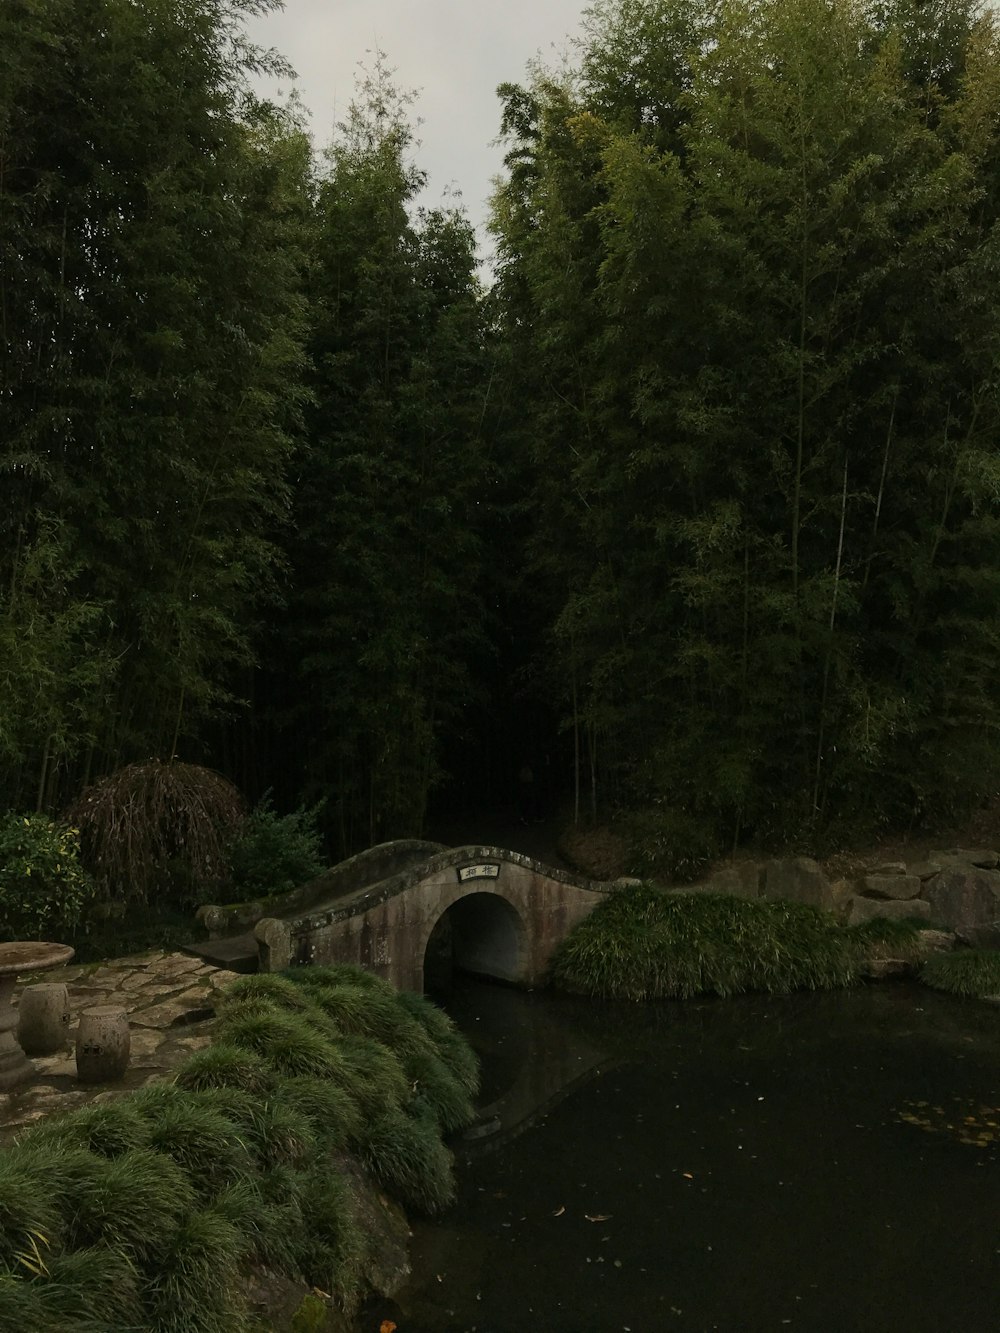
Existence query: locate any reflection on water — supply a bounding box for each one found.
[391,981,1000,1333]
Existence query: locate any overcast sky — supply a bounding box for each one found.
[247,0,589,265]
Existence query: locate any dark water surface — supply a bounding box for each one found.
[391,981,1000,1333]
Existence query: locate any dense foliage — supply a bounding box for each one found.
[549,884,926,999]
[0,815,95,938]
[490,0,1000,859]
[0,966,477,1329]
[5,0,1000,883]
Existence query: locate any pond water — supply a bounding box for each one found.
[387,980,1000,1332]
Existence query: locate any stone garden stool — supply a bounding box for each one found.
[0,940,76,1091]
[76,1004,131,1084]
[17,982,71,1055]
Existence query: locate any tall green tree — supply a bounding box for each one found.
[274,63,491,852]
[491,0,1000,864]
[0,0,310,811]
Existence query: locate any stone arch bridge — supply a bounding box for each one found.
[245,842,612,993]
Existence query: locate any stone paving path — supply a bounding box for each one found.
[1,950,240,1141]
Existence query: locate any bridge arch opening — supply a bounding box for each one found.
[423,891,527,992]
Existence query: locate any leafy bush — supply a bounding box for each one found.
[622,806,721,884]
[921,949,1000,998]
[550,884,860,1000]
[225,795,324,899]
[0,813,97,938]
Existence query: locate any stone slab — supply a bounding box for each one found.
[862,874,922,901]
[847,896,931,926]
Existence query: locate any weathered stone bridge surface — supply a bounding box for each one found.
[253,845,612,993]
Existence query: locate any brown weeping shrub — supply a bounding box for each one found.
[66,760,245,906]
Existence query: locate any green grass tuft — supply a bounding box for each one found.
[61,1148,197,1262]
[129,1086,252,1194]
[285,962,395,995]
[404,1047,476,1134]
[395,990,480,1095]
[845,915,927,961]
[142,1205,245,1333]
[215,1005,353,1081]
[921,949,1000,997]
[334,1035,409,1119]
[173,1041,278,1097]
[550,885,860,1000]
[360,1105,456,1216]
[279,1075,365,1150]
[292,1162,366,1306]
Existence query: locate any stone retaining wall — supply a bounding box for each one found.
[685,848,1000,944]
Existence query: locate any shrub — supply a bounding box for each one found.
[921,949,1000,997]
[550,884,859,1000]
[66,760,244,908]
[225,794,324,899]
[0,813,97,938]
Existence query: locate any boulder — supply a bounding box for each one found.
[908,861,943,881]
[929,848,999,870]
[955,924,1000,950]
[917,928,956,955]
[956,848,1000,869]
[861,874,922,901]
[922,866,1000,932]
[761,857,833,910]
[847,896,930,926]
[705,861,761,899]
[874,861,907,876]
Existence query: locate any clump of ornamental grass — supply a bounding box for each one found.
[0,1244,142,1333]
[222,971,320,1014]
[550,885,859,1001]
[173,1042,278,1098]
[921,949,1000,997]
[395,989,480,1096]
[287,962,396,995]
[360,1105,456,1216]
[128,1087,252,1195]
[140,1204,245,1333]
[279,1075,365,1150]
[31,1097,151,1159]
[845,915,928,962]
[294,979,415,1042]
[212,1178,300,1269]
[334,1035,409,1120]
[214,1005,353,1080]
[404,1047,476,1134]
[28,1244,142,1331]
[60,1149,196,1261]
[291,1164,366,1305]
[0,1142,76,1263]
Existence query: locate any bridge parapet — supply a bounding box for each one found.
[254,845,614,992]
